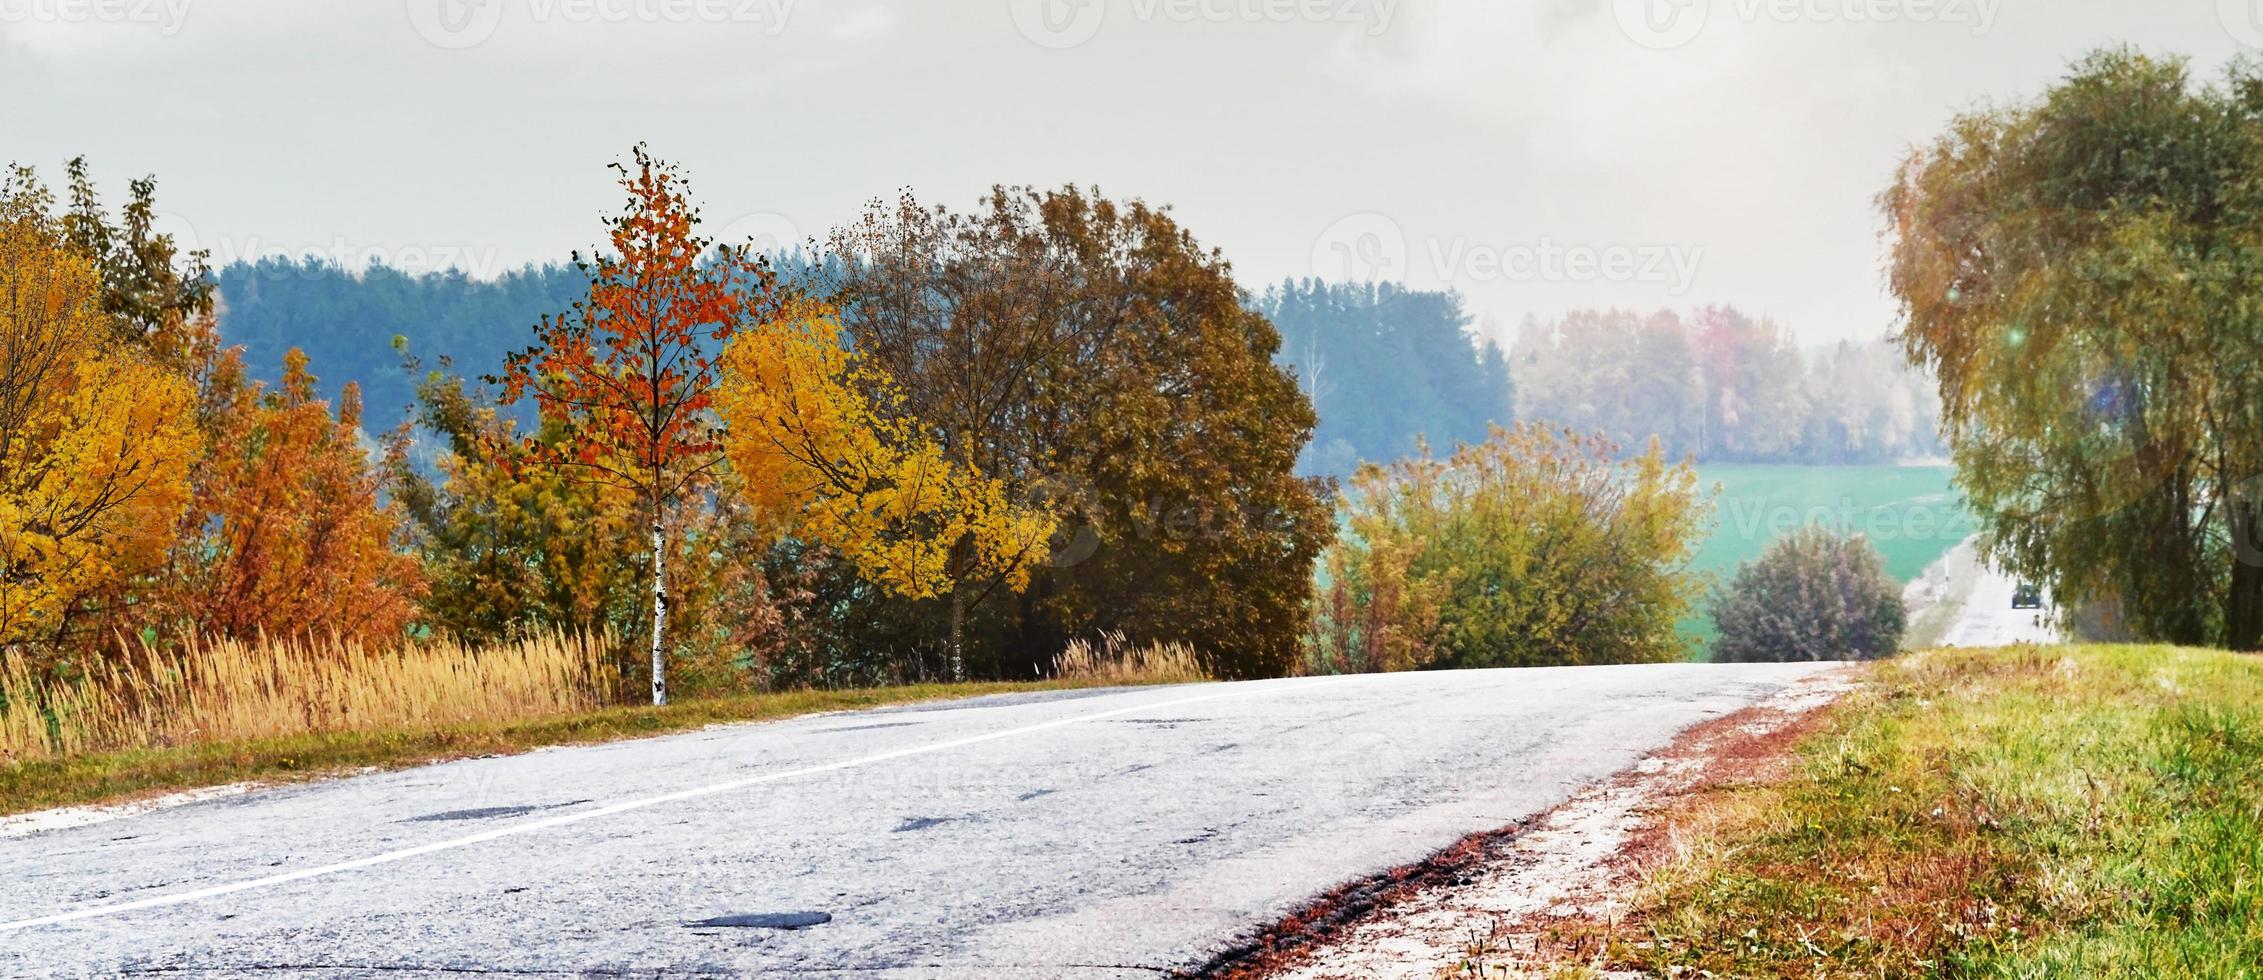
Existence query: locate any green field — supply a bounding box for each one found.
[1682,464,1973,651]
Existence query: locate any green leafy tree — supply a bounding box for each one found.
[1711,526,1906,663]
[1882,48,2263,649]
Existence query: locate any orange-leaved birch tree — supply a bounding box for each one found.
[496,146,777,705]
[716,299,1058,680]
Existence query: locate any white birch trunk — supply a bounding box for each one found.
[949,589,966,683]
[650,520,669,706]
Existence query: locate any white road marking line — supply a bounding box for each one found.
[0,680,1330,932]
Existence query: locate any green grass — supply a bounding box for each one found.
[1683,464,1973,650]
[0,680,1147,818]
[1609,645,2263,978]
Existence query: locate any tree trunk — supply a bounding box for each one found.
[949,588,966,683]
[2228,499,2263,652]
[650,519,669,706]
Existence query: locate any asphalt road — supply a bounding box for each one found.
[0,662,1831,978]
[1939,565,2062,648]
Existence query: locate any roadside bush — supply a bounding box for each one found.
[1306,424,1711,673]
[1711,525,1905,662]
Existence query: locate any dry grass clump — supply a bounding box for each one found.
[1054,631,1210,685]
[0,632,612,764]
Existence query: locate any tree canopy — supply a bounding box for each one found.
[1883,48,2263,648]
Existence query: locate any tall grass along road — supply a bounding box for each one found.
[0,662,1825,977]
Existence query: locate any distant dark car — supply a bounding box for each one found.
[2013,583,2044,610]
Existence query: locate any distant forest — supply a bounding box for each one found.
[1258,280,1515,477]
[213,258,586,430]
[1512,307,1942,466]
[211,260,1935,476]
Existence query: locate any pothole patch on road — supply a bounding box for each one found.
[405,800,592,822]
[686,911,833,930]
[817,721,923,734]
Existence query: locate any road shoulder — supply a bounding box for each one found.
[1198,668,1859,980]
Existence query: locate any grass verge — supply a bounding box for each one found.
[0,678,1157,818]
[1586,644,2263,978]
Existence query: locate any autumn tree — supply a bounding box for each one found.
[717,300,1057,679]
[496,147,779,704]
[0,193,200,650]
[394,361,792,695]
[1308,425,1709,672]
[822,187,1330,679]
[151,349,422,643]
[1304,462,1445,674]
[1883,49,2263,648]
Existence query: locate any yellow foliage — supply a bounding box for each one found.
[716,300,1057,601]
[0,216,200,645]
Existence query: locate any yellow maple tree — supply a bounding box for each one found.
[0,213,200,647]
[716,299,1057,675]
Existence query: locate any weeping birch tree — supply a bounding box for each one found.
[1883,49,2263,649]
[497,146,778,704]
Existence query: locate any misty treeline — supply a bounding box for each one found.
[1257,281,1514,477]
[1513,307,1944,466]
[219,265,1943,479]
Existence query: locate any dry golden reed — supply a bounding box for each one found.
[0,632,612,764]
[1053,631,1210,685]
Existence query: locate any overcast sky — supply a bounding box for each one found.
[4,0,2254,347]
